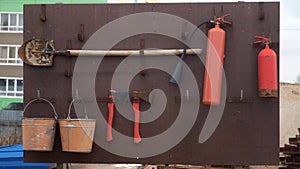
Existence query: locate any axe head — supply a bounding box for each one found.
[110,90,130,103]
[133,91,150,103]
[110,90,150,103]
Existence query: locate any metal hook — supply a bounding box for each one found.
[37,90,41,99]
[186,90,190,101]
[240,89,244,101]
[69,89,88,119]
[75,89,79,99]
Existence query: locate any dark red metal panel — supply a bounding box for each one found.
[23,2,279,165]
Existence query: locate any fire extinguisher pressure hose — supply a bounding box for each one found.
[170,20,213,83]
[183,20,215,56]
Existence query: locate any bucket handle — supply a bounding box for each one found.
[23,98,58,120]
[67,98,88,120]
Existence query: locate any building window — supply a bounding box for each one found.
[0,13,23,32]
[0,45,22,65]
[0,78,23,98]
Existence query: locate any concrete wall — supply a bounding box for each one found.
[280,83,300,146]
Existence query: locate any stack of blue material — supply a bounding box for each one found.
[0,144,53,169]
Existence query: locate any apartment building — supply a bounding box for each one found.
[0,7,23,107]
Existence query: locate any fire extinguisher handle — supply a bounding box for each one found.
[254,35,271,45]
[222,21,232,25]
[215,14,232,25]
[254,35,264,39]
[253,40,264,44]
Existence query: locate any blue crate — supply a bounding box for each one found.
[0,144,54,169]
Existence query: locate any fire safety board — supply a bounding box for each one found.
[23,2,279,165]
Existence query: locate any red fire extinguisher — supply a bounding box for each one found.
[203,14,232,106]
[254,36,278,97]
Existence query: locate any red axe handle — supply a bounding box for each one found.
[106,96,114,142]
[133,100,141,143]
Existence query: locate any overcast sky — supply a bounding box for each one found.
[279,0,300,83]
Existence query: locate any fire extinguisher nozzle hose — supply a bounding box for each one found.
[169,20,212,84]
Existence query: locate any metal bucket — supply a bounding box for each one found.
[59,98,96,153]
[22,98,58,151]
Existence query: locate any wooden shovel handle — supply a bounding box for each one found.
[67,48,202,57]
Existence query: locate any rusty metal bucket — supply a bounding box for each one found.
[59,98,96,153]
[22,98,58,151]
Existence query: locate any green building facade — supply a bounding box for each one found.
[0,0,107,12]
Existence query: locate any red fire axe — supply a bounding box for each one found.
[106,90,115,142]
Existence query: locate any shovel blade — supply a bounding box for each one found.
[18,39,55,66]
